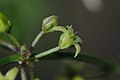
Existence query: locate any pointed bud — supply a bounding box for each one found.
[42,15,58,32]
[0,12,12,33]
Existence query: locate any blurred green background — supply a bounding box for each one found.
[0,0,120,80]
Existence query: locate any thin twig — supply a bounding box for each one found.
[20,66,27,80]
[35,46,60,58]
[0,39,17,52]
[31,31,44,48]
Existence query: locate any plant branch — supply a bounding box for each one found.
[20,66,27,80]
[31,31,44,48]
[35,46,60,58]
[0,39,17,52]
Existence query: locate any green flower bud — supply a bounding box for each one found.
[42,15,58,32]
[0,12,12,33]
[59,31,74,49]
[59,26,82,57]
[59,26,76,49]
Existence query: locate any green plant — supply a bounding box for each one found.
[0,12,81,80]
[0,12,119,80]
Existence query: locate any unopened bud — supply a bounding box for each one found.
[42,15,58,32]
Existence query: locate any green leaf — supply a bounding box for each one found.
[0,12,12,33]
[5,67,19,80]
[0,54,21,66]
[0,67,19,80]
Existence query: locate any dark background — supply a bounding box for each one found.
[0,0,120,80]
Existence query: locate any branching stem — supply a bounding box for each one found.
[31,31,44,48]
[0,39,17,52]
[35,46,60,59]
[20,66,27,80]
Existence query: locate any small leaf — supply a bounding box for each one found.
[0,12,12,33]
[0,54,21,66]
[5,67,19,80]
